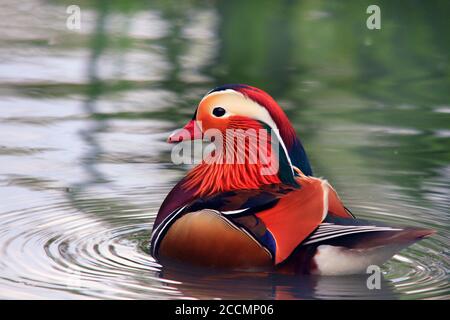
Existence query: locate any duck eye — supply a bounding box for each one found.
[212,107,226,117]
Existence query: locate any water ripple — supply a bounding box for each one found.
[0,184,447,299]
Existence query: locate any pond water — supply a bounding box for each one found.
[0,0,449,299]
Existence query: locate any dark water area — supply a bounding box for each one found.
[0,0,448,299]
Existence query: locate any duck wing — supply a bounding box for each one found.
[151,176,337,266]
[277,215,434,275]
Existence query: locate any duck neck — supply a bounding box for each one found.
[183,125,296,197]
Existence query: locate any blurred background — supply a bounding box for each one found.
[0,0,448,299]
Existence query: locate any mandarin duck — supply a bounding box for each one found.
[150,84,434,275]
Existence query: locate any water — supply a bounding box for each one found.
[0,0,449,299]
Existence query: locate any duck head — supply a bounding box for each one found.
[168,84,313,177]
[152,84,315,251]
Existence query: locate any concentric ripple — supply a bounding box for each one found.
[0,188,182,299]
[0,184,448,300]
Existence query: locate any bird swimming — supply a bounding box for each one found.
[150,84,434,275]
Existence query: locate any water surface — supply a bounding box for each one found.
[0,0,449,299]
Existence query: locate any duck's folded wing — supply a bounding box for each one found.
[255,177,329,264]
[150,184,282,258]
[151,183,292,260]
[151,176,334,265]
[184,176,332,264]
[285,215,435,275]
[302,215,434,247]
[326,182,355,218]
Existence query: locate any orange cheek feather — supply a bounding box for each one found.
[197,95,230,133]
[198,113,229,134]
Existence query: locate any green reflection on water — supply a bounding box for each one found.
[0,0,437,208]
[12,0,444,217]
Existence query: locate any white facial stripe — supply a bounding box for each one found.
[200,89,236,103]
[203,90,277,127]
[202,90,295,174]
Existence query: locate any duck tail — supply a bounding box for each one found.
[280,215,435,275]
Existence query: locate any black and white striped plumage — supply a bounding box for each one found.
[277,215,434,275]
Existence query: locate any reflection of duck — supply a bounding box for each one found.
[159,263,397,300]
[151,84,434,275]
